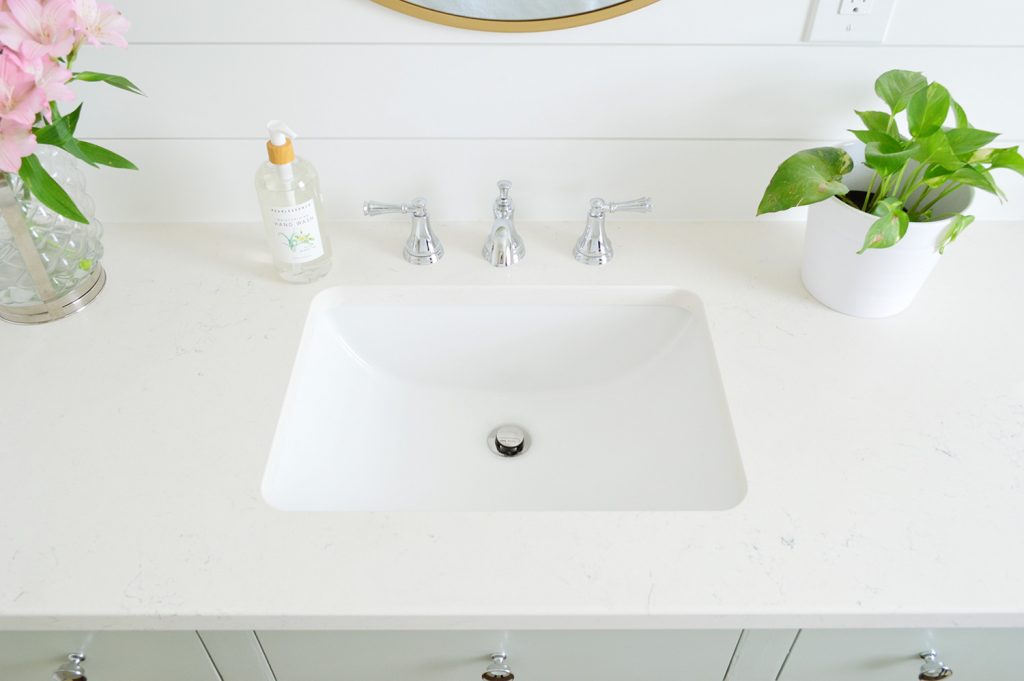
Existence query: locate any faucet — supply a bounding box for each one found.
[362,197,444,265]
[482,180,525,267]
[574,196,652,266]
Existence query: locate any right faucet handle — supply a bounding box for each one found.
[593,197,653,215]
[574,196,653,266]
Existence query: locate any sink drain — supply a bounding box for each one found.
[488,425,529,457]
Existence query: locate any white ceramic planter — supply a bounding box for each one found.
[802,142,974,318]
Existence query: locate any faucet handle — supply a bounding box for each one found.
[362,198,428,218]
[590,196,653,216]
[494,180,514,217]
[362,197,443,265]
[575,196,653,266]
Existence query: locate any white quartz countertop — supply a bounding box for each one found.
[1,220,1022,630]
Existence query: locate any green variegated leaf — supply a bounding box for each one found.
[858,197,909,253]
[913,131,963,170]
[923,168,954,188]
[865,138,917,177]
[951,100,970,128]
[987,146,1024,176]
[849,129,897,145]
[757,147,853,215]
[855,110,899,136]
[875,70,928,114]
[908,82,951,138]
[946,128,1000,158]
[948,165,1004,198]
[939,214,975,254]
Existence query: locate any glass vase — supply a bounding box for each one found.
[0,147,106,324]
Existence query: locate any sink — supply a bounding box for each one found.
[262,286,746,511]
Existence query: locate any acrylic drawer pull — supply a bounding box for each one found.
[51,653,87,681]
[919,649,953,679]
[481,652,514,680]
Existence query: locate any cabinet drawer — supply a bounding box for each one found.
[0,632,220,681]
[779,628,1024,681]
[257,630,741,681]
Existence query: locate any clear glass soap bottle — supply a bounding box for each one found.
[255,121,332,283]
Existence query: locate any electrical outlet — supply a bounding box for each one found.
[839,0,874,15]
[806,0,893,43]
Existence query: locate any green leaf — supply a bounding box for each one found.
[34,104,82,146]
[859,197,909,253]
[986,146,1024,176]
[938,214,975,254]
[864,138,918,177]
[908,82,951,138]
[912,131,963,170]
[756,147,853,215]
[76,140,138,169]
[922,164,955,188]
[946,128,1000,158]
[875,70,928,114]
[855,110,899,136]
[17,154,89,223]
[35,105,101,167]
[849,129,897,145]
[951,99,970,128]
[72,71,144,95]
[948,165,1004,199]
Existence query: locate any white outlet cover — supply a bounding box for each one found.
[806,0,894,43]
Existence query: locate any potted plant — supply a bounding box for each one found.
[758,69,1023,318]
[0,0,140,323]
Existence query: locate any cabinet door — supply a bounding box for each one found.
[0,632,220,681]
[257,630,741,681]
[779,629,1024,681]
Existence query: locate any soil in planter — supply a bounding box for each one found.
[840,190,871,211]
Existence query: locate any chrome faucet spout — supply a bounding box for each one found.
[482,180,525,267]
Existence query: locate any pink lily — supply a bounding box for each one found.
[12,51,73,112]
[0,117,37,172]
[0,49,47,125]
[0,0,76,60]
[71,0,127,48]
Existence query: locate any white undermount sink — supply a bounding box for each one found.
[262,286,746,511]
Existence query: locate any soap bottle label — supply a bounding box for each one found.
[269,199,325,264]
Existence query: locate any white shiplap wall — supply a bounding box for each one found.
[78,0,1024,223]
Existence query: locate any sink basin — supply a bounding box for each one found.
[263,286,745,511]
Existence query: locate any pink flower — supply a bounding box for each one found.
[71,0,127,48]
[0,0,77,60]
[0,117,37,172]
[12,51,73,109]
[0,49,47,125]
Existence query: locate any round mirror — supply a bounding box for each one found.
[370,0,659,32]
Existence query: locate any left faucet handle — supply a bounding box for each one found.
[362,197,443,265]
[362,197,427,217]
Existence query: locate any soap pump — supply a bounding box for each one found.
[255,120,332,283]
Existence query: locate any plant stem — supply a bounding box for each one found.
[909,185,933,214]
[862,173,880,211]
[890,165,908,201]
[899,165,926,202]
[918,182,962,215]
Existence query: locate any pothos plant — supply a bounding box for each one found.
[0,0,141,225]
[757,69,1024,254]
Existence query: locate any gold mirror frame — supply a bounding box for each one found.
[370,0,660,32]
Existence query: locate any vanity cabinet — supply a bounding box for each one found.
[255,630,742,681]
[778,629,1024,681]
[0,632,220,681]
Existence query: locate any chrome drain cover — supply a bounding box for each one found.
[488,425,529,457]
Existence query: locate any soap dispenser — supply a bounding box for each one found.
[255,121,332,283]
